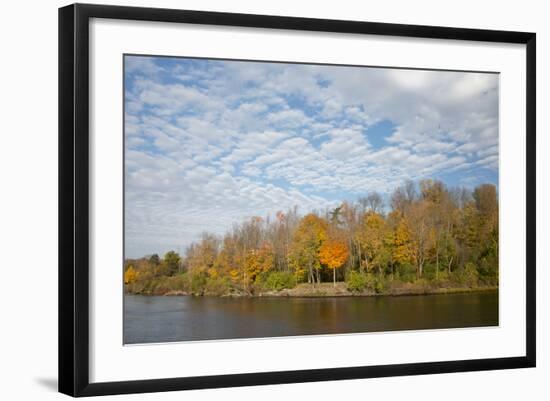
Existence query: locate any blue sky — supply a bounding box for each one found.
[124,55,499,258]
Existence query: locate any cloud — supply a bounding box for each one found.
[266,109,311,129]
[320,128,370,160]
[125,56,164,76]
[124,55,499,257]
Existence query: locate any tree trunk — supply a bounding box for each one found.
[357,242,362,271]
[333,267,336,287]
[349,237,354,270]
[435,241,439,280]
[417,254,424,279]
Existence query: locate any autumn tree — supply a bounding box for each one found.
[473,184,498,240]
[214,234,241,281]
[420,179,449,279]
[185,233,220,273]
[290,214,327,284]
[392,216,412,268]
[244,244,274,292]
[124,265,138,284]
[455,201,480,268]
[357,211,387,274]
[340,202,359,272]
[362,191,384,214]
[391,179,417,215]
[271,208,299,272]
[319,238,349,286]
[472,184,498,284]
[407,200,433,278]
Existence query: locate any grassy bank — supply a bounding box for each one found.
[258,282,498,298]
[125,270,498,298]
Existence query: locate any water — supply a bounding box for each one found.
[124,291,498,344]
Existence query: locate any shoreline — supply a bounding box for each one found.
[257,286,499,298]
[126,284,498,299]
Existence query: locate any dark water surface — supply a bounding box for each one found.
[124,291,498,344]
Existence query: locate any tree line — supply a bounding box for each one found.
[124,179,498,296]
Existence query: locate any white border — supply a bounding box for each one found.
[89,18,526,383]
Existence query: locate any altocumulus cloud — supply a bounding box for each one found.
[124,55,499,257]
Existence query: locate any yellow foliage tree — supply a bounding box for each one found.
[244,244,274,290]
[290,214,327,285]
[124,265,138,285]
[214,236,241,282]
[319,238,349,286]
[357,212,386,273]
[393,218,412,266]
[407,200,434,278]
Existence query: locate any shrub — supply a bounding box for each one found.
[373,275,387,294]
[413,277,429,288]
[141,274,189,295]
[205,276,231,296]
[346,271,371,292]
[264,271,296,291]
[452,262,479,287]
[167,274,189,292]
[396,264,417,283]
[428,270,452,289]
[434,269,450,281]
[347,271,388,294]
[478,255,499,286]
[188,270,208,295]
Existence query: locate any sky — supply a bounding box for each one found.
[124,55,499,258]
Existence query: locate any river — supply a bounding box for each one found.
[124,291,498,344]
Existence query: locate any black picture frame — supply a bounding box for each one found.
[59,3,536,397]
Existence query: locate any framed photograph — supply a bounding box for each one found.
[59,3,536,397]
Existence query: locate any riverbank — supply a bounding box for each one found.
[258,282,498,297]
[132,282,498,298]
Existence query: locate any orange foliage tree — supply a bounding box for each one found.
[319,238,349,286]
[244,244,274,291]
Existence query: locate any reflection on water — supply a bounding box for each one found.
[124,291,498,344]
